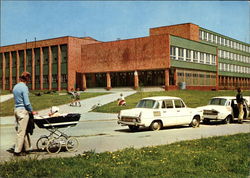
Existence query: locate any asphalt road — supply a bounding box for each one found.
[1,118,250,162]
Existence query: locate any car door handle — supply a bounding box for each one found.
[177,110,180,112]
[163,111,166,113]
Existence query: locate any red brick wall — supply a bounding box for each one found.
[80,34,170,73]
[150,23,200,41]
[67,37,100,90]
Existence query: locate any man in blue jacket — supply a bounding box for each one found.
[12,72,37,156]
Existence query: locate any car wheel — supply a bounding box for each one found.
[223,115,232,124]
[190,116,200,128]
[128,125,139,132]
[150,121,162,131]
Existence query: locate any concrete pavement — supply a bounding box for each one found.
[0,94,13,103]
[0,91,136,126]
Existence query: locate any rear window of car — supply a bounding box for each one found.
[136,99,159,109]
[209,98,227,106]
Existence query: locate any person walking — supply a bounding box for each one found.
[12,72,37,156]
[236,88,244,124]
[75,88,81,107]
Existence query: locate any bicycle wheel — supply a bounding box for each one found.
[66,137,79,152]
[46,138,62,154]
[36,136,49,151]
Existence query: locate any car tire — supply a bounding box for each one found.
[128,125,139,132]
[223,115,232,124]
[190,116,200,128]
[150,121,162,131]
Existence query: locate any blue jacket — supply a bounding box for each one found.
[13,82,33,112]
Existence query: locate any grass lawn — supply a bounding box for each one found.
[93,90,250,113]
[0,133,249,177]
[0,91,107,117]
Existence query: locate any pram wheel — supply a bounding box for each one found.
[46,138,62,154]
[36,136,49,151]
[66,137,79,152]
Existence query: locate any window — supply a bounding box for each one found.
[62,74,67,83]
[174,100,185,108]
[208,33,212,42]
[136,99,158,109]
[199,30,203,40]
[218,36,221,45]
[170,46,177,60]
[186,49,191,62]
[204,32,208,41]
[243,56,246,63]
[212,55,216,65]
[52,75,57,82]
[200,52,204,63]
[230,41,233,48]
[193,51,198,63]
[230,53,233,60]
[221,50,224,59]
[162,100,174,109]
[226,39,230,47]
[43,75,48,83]
[213,35,216,43]
[237,54,240,61]
[178,48,184,60]
[206,53,211,64]
[219,63,222,70]
[221,38,225,46]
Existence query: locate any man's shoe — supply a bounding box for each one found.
[13,152,26,156]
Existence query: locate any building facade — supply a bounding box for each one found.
[1,23,249,91]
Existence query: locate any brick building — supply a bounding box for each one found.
[0,23,250,91]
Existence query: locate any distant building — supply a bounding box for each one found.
[0,23,249,91]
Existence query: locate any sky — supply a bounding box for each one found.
[1,1,249,46]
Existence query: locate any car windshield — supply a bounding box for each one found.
[136,99,159,109]
[209,98,227,106]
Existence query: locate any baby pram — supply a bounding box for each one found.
[34,113,81,153]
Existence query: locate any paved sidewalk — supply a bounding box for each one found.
[0,91,136,125]
[0,94,13,103]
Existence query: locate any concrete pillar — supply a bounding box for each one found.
[165,68,169,90]
[223,76,226,88]
[82,73,87,90]
[57,45,61,91]
[48,46,52,90]
[239,78,242,88]
[2,53,5,90]
[24,50,27,72]
[31,48,35,90]
[9,52,12,90]
[16,50,20,83]
[134,70,139,89]
[40,47,43,90]
[106,72,111,90]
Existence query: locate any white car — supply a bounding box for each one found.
[117,96,202,131]
[198,96,250,124]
